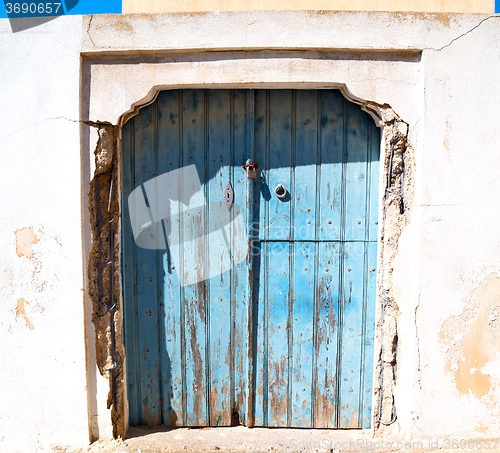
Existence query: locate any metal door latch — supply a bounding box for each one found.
[275,183,287,199]
[242,159,259,179]
[223,181,234,210]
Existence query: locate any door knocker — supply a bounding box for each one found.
[275,183,287,199]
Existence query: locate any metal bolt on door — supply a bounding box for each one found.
[121,89,380,428]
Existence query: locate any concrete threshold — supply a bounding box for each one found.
[82,426,373,452]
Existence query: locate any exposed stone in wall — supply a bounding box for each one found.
[87,122,126,438]
[365,103,415,435]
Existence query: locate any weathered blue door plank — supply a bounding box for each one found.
[361,241,378,427]
[319,90,345,242]
[181,89,209,426]
[294,90,318,241]
[339,241,366,428]
[267,90,292,241]
[253,90,269,426]
[266,241,291,426]
[134,102,163,425]
[291,242,316,427]
[157,89,184,427]
[121,119,141,426]
[368,120,381,241]
[345,100,370,242]
[253,239,268,427]
[207,89,233,426]
[314,242,341,428]
[233,89,252,426]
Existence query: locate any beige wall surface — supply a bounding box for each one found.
[123,0,495,14]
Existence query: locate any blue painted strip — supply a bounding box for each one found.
[0,0,122,18]
[344,100,370,241]
[339,241,366,428]
[207,89,232,426]
[241,89,255,426]
[294,90,318,240]
[319,90,345,242]
[232,89,251,425]
[266,241,290,426]
[252,90,268,426]
[315,242,341,428]
[291,242,315,427]
[121,118,141,426]
[156,90,184,426]
[182,89,209,426]
[361,242,378,427]
[267,91,292,241]
[134,102,161,425]
[369,120,381,242]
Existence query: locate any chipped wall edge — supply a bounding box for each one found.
[87,122,127,438]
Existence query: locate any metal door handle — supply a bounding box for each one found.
[275,184,287,199]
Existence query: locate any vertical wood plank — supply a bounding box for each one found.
[291,241,315,427]
[319,90,345,242]
[267,90,293,426]
[339,241,366,428]
[207,89,232,426]
[156,90,184,426]
[344,102,370,242]
[253,89,268,426]
[182,89,209,426]
[133,102,162,425]
[314,241,340,428]
[266,241,290,426]
[360,119,379,428]
[361,242,378,428]
[268,90,292,241]
[233,89,251,425]
[253,239,267,426]
[121,119,141,426]
[368,121,381,242]
[294,90,318,241]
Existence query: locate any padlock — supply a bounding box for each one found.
[242,159,259,179]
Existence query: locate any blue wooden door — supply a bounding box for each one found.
[121,89,380,429]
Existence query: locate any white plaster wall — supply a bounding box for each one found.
[0,16,91,452]
[1,9,500,450]
[409,15,500,439]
